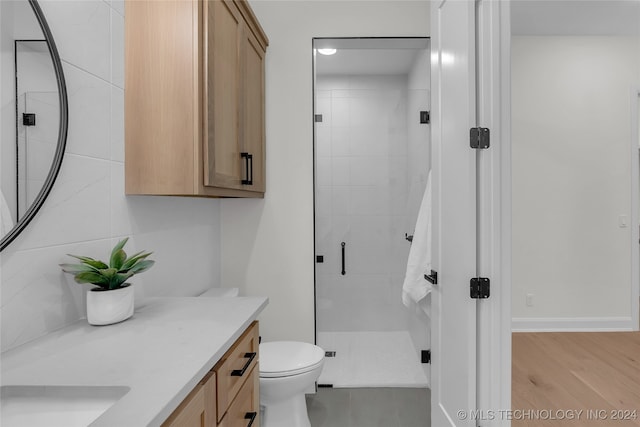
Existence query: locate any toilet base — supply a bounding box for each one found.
[261,393,311,427]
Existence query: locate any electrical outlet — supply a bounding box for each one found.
[526,293,534,307]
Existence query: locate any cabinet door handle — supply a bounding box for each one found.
[241,152,253,185]
[244,412,258,427]
[231,352,256,377]
[341,242,346,275]
[244,412,257,427]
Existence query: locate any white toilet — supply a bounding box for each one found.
[259,341,325,427]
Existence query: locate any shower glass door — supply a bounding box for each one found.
[313,37,431,388]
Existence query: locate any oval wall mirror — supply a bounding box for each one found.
[0,0,68,251]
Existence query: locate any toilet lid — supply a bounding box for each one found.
[259,341,325,378]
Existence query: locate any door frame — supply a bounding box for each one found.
[477,0,511,425]
[431,0,511,424]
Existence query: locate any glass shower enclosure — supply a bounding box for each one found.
[313,37,431,388]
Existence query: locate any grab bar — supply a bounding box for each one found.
[341,242,346,275]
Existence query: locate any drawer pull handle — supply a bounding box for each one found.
[231,352,257,377]
[244,412,257,427]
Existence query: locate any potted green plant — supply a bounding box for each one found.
[60,237,155,325]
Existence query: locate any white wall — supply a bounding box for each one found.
[511,36,640,330]
[0,0,221,352]
[221,1,430,343]
[315,73,411,332]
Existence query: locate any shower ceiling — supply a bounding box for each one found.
[315,38,429,76]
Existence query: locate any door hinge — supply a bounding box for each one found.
[470,127,490,149]
[470,277,490,299]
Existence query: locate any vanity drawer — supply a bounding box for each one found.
[215,321,259,423]
[218,365,259,427]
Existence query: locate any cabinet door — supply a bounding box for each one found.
[240,27,266,193]
[162,384,206,427]
[162,371,216,427]
[204,0,244,190]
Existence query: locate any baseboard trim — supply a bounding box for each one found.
[512,317,634,332]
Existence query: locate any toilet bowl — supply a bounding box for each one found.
[259,341,325,427]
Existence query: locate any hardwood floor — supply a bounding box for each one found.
[512,332,640,426]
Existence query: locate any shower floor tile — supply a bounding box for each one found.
[317,331,428,388]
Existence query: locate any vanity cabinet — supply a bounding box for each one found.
[162,321,260,427]
[125,0,268,198]
[161,371,216,427]
[216,321,259,427]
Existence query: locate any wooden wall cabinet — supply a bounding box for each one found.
[162,321,260,427]
[125,0,268,198]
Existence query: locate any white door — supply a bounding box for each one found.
[430,0,478,425]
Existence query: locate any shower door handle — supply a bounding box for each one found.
[341,242,346,275]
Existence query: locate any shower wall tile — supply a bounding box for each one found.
[350,97,383,127]
[316,89,331,100]
[331,98,350,127]
[350,187,390,215]
[330,128,350,156]
[315,126,331,157]
[332,188,350,215]
[350,156,389,186]
[350,127,385,156]
[315,186,332,218]
[331,89,351,99]
[315,74,412,332]
[331,157,350,186]
[316,76,348,91]
[316,157,332,187]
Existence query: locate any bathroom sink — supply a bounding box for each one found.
[1,385,130,427]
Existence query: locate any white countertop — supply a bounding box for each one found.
[1,296,268,427]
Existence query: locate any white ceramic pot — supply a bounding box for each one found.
[86,284,134,326]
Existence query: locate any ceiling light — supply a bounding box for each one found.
[318,48,337,56]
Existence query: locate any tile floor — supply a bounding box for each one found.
[306,387,431,427]
[317,331,429,387]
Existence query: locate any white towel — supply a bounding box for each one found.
[1,189,14,236]
[402,170,432,306]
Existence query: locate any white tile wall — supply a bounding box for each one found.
[1,0,221,352]
[315,74,411,332]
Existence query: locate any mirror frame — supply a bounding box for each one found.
[0,0,68,251]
